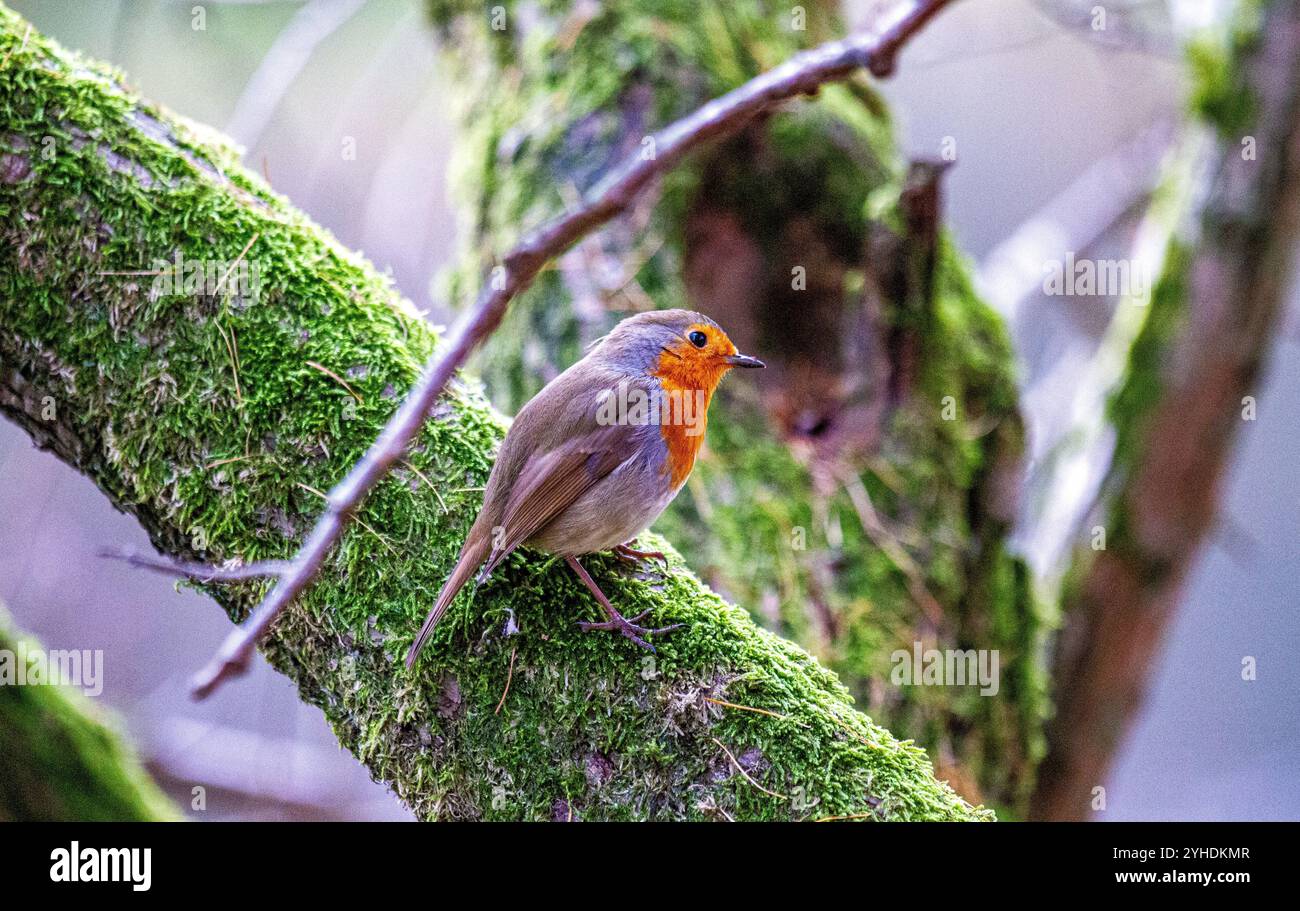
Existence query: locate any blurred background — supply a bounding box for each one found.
[1,0,1295,820]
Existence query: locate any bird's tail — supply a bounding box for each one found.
[405,534,491,669]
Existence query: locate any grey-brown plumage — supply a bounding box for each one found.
[406,309,763,665]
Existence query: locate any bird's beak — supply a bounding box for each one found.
[725,353,765,369]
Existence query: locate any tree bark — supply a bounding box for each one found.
[0,2,988,821]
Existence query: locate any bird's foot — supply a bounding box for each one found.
[612,540,669,567]
[565,554,682,651]
[578,609,685,652]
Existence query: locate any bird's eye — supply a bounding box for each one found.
[688,330,708,348]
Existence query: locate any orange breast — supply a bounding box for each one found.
[652,351,726,488]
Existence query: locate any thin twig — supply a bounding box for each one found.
[705,696,808,727]
[215,320,243,405]
[837,464,946,627]
[212,231,259,296]
[182,0,957,700]
[305,360,364,403]
[710,737,788,801]
[703,803,736,822]
[494,646,518,715]
[400,458,448,513]
[295,481,397,556]
[826,707,887,752]
[99,547,289,583]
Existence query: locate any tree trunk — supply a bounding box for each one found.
[0,2,988,821]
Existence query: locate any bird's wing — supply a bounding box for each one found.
[406,368,648,668]
[483,421,642,574]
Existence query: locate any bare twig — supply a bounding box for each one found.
[837,464,946,628]
[704,696,806,726]
[399,458,448,513]
[213,231,260,296]
[183,0,958,700]
[494,645,518,715]
[305,360,364,403]
[215,320,243,405]
[711,737,789,801]
[295,481,397,556]
[100,547,289,583]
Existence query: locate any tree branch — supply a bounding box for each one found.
[99,547,290,583]
[0,1,985,820]
[428,0,1041,812]
[0,603,179,821]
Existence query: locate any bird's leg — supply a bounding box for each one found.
[612,539,668,566]
[566,556,683,651]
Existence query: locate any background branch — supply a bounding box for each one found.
[1031,1,1300,819]
[0,603,179,821]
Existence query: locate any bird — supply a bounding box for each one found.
[405,309,764,667]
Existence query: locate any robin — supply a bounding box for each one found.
[405,309,764,666]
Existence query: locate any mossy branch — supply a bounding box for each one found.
[182,0,956,701]
[0,604,178,821]
[0,4,987,820]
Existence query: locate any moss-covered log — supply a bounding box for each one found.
[0,604,178,821]
[429,0,1043,811]
[0,4,989,820]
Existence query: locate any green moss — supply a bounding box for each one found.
[0,3,987,820]
[1105,242,1192,481]
[1187,0,1264,137]
[0,604,179,821]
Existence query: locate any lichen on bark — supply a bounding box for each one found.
[0,2,989,821]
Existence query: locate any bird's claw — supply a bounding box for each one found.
[612,541,669,567]
[578,613,685,651]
